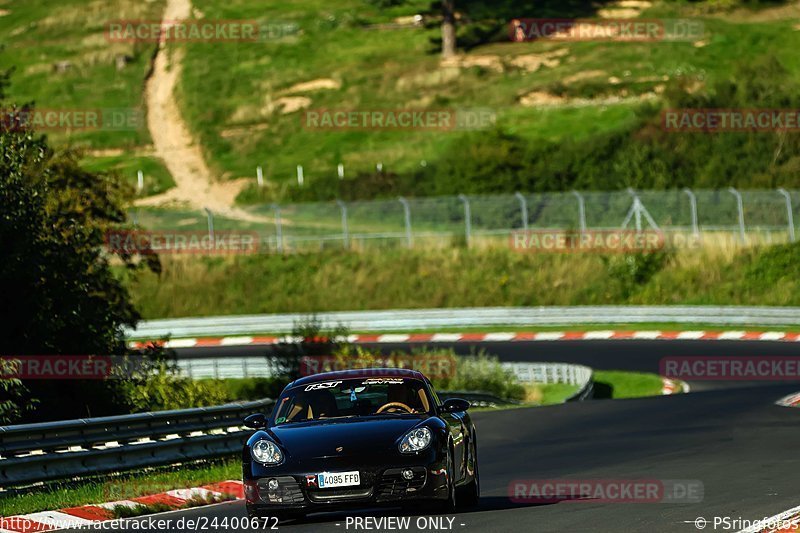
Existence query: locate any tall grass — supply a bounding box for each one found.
[126,243,800,318]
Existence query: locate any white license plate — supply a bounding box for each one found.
[317,471,360,489]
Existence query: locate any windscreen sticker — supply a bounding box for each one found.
[276,417,286,424]
[362,378,405,385]
[305,380,342,391]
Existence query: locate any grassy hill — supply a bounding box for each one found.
[4,0,800,203]
[0,0,173,194]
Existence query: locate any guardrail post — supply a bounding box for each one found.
[272,204,284,253]
[204,207,214,242]
[728,187,747,243]
[398,197,413,248]
[514,192,529,231]
[571,191,587,235]
[777,188,796,243]
[336,199,350,249]
[683,188,699,237]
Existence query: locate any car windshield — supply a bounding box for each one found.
[273,378,433,425]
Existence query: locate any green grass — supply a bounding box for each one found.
[126,243,800,319]
[170,0,800,199]
[0,0,162,150]
[0,459,239,517]
[81,154,175,197]
[594,370,667,399]
[6,1,800,201]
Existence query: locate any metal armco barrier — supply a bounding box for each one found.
[0,399,273,488]
[128,306,800,339]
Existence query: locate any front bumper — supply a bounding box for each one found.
[244,456,449,514]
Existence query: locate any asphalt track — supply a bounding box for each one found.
[73,340,800,533]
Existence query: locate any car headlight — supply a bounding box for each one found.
[251,439,284,465]
[399,427,432,453]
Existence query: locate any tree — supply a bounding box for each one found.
[0,75,159,422]
[441,0,457,58]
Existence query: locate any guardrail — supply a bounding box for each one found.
[174,359,594,401]
[0,399,272,488]
[128,306,800,339]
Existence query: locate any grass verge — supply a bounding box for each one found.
[593,370,667,399]
[126,244,800,319]
[0,459,240,517]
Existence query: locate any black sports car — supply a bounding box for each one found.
[242,368,480,521]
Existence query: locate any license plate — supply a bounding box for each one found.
[317,471,360,489]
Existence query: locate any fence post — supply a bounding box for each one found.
[336,199,350,249]
[204,207,214,242]
[137,170,144,193]
[627,188,642,231]
[256,166,264,187]
[777,188,796,243]
[728,187,747,243]
[514,192,529,231]
[571,191,587,234]
[296,165,304,186]
[683,188,699,237]
[458,194,471,247]
[272,204,283,253]
[398,197,413,248]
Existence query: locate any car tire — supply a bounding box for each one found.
[457,440,480,508]
[441,449,457,512]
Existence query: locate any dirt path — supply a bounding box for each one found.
[136,0,259,221]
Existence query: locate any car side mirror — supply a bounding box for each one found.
[244,413,268,429]
[440,398,470,413]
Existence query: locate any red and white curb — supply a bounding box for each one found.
[661,378,690,395]
[776,392,800,408]
[0,481,243,532]
[129,330,800,349]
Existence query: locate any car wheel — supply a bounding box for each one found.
[457,440,480,508]
[441,449,457,511]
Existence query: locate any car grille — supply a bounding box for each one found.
[376,467,427,500]
[257,476,305,505]
[307,487,373,502]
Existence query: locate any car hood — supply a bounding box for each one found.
[269,416,427,458]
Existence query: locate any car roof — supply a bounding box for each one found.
[288,368,426,389]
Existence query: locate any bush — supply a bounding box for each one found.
[118,362,230,412]
[433,352,526,401]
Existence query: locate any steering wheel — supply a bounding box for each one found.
[376,402,415,414]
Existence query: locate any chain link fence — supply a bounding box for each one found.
[128,188,800,252]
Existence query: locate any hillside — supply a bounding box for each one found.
[3,0,800,206]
